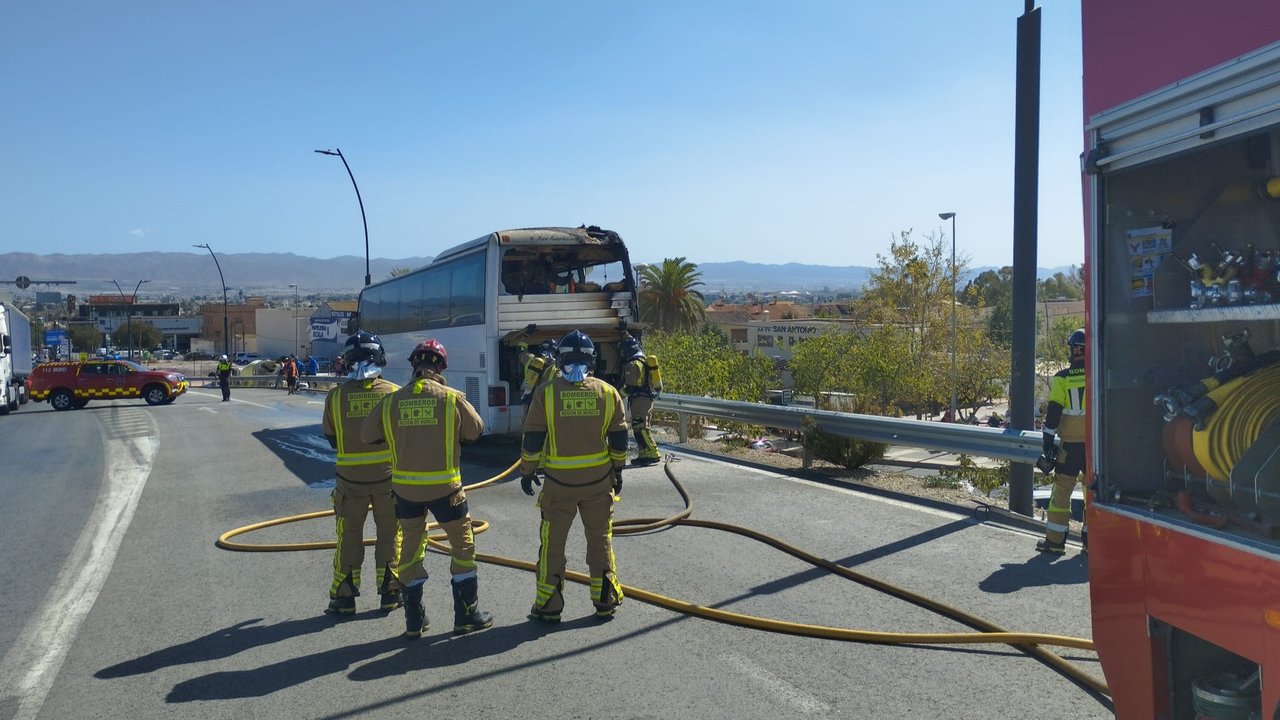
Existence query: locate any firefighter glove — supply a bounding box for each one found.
[613,468,623,496]
[1041,432,1058,459]
[521,472,541,496]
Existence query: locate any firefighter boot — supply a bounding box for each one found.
[402,583,428,639]
[632,427,660,465]
[450,576,494,635]
[378,565,402,612]
[593,577,622,620]
[325,575,358,616]
[1035,538,1066,555]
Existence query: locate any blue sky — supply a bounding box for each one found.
[2,1,1084,270]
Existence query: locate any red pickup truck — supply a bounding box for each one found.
[28,359,189,410]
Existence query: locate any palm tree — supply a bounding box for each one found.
[387,266,413,278]
[638,257,707,333]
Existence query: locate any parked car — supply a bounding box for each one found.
[233,352,262,365]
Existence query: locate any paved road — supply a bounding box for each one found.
[0,387,1109,719]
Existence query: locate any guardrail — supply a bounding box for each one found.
[651,393,1042,465]
[222,374,345,392]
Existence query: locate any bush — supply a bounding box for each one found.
[800,416,887,469]
[936,455,1008,497]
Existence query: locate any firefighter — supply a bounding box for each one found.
[619,334,661,465]
[216,354,232,401]
[1037,328,1088,555]
[519,329,629,622]
[520,340,559,408]
[360,338,493,638]
[321,332,401,615]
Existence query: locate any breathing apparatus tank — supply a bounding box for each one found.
[645,354,663,395]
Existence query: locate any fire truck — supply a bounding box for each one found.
[1082,1,1280,717]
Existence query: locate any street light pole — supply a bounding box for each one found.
[289,283,299,356]
[193,243,230,357]
[939,212,957,421]
[109,278,149,360]
[314,148,371,287]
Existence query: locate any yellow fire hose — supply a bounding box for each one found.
[1193,364,1280,482]
[217,456,1107,698]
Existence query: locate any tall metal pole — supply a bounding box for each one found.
[939,212,958,421]
[109,279,148,360]
[289,283,299,356]
[314,148,371,287]
[1008,0,1042,517]
[194,244,230,357]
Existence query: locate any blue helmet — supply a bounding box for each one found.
[343,331,386,367]
[556,330,596,370]
[619,334,642,361]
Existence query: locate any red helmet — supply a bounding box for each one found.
[408,338,448,370]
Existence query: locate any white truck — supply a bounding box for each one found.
[0,302,33,415]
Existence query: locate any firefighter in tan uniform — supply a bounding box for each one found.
[321,332,402,615]
[520,330,630,622]
[1036,328,1088,555]
[619,334,661,465]
[360,338,493,639]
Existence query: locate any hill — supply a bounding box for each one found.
[0,251,1080,297]
[0,252,433,296]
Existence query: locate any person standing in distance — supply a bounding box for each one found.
[619,334,661,466]
[216,354,233,402]
[520,330,629,622]
[1036,328,1088,555]
[360,338,493,638]
[321,332,402,616]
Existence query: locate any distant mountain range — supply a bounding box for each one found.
[0,251,1079,297]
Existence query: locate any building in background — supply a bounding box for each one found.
[309,300,358,363]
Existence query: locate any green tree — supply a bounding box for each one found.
[644,329,775,436]
[855,230,965,417]
[638,258,707,333]
[1038,268,1084,301]
[67,324,102,353]
[111,321,162,353]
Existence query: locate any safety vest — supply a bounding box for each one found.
[327,377,397,481]
[539,378,623,474]
[381,377,462,487]
[1047,364,1086,442]
[216,361,232,377]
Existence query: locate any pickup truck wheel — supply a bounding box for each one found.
[50,389,74,411]
[160,396,176,405]
[143,385,168,406]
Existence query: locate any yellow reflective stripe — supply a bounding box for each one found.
[544,451,609,469]
[392,468,461,485]
[381,393,397,465]
[336,450,391,466]
[543,383,558,462]
[330,389,346,452]
[446,392,457,469]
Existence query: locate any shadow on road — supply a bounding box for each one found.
[95,614,365,678]
[251,425,333,487]
[978,552,1088,593]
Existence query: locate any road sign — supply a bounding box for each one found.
[15,275,30,289]
[44,330,67,346]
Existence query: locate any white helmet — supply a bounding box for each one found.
[219,354,228,361]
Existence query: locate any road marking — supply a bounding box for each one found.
[0,413,158,719]
[307,400,324,405]
[186,390,274,409]
[723,653,829,714]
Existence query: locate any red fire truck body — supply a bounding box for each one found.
[1083,2,1280,717]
